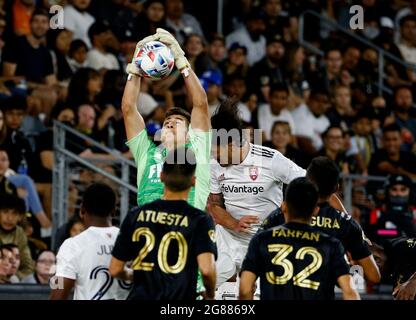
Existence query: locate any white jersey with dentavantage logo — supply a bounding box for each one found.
[210,143,306,243]
[55,226,131,300]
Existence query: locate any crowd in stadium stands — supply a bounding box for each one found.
[0,0,415,291]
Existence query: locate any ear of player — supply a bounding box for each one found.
[125,28,190,77]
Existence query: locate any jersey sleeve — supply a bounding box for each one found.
[189,126,211,166]
[331,239,351,280]
[111,210,138,262]
[271,151,306,184]
[259,208,285,232]
[126,129,153,167]
[241,234,262,276]
[209,161,221,194]
[55,239,78,280]
[194,214,217,259]
[345,219,372,261]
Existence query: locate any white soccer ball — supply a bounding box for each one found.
[134,41,175,81]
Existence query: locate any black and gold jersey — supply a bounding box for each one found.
[112,200,217,300]
[384,237,416,288]
[242,222,350,300]
[261,202,371,261]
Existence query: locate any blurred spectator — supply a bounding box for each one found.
[53,214,85,251]
[0,193,34,279]
[291,87,331,155]
[0,147,17,196]
[0,148,51,232]
[391,85,416,152]
[368,174,416,243]
[48,29,74,83]
[318,125,350,174]
[342,45,361,77]
[11,0,35,37]
[326,84,354,131]
[283,44,310,106]
[64,0,95,48]
[308,47,351,96]
[199,69,223,116]
[222,75,253,123]
[247,34,286,102]
[86,21,120,72]
[21,249,56,284]
[264,120,310,169]
[0,96,35,175]
[165,0,204,45]
[2,9,58,90]
[396,15,416,66]
[1,243,20,283]
[0,244,12,283]
[219,42,250,80]
[262,0,291,41]
[347,108,376,174]
[183,33,205,69]
[67,39,89,73]
[66,67,102,108]
[374,16,413,88]
[195,33,226,75]
[225,9,266,66]
[369,124,416,180]
[136,0,166,40]
[257,83,295,141]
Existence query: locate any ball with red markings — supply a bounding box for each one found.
[134,41,175,80]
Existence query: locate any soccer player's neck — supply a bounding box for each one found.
[84,216,113,229]
[318,197,330,205]
[162,188,190,201]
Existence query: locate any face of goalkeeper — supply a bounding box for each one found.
[160,114,189,148]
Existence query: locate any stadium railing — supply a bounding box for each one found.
[299,9,416,98]
[52,121,137,248]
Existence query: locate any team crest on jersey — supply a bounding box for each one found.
[249,166,258,181]
[218,173,225,181]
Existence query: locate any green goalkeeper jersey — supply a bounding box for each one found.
[126,126,211,211]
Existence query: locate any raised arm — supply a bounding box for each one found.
[156,28,209,131]
[121,74,145,140]
[184,69,209,131]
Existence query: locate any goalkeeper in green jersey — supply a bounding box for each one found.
[121,28,211,297]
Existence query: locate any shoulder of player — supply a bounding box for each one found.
[320,203,351,222]
[250,144,276,159]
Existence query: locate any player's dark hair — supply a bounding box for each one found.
[162,147,196,192]
[309,86,329,99]
[0,194,26,215]
[284,177,319,220]
[383,123,401,135]
[211,97,245,146]
[81,183,116,218]
[165,107,191,124]
[306,156,340,198]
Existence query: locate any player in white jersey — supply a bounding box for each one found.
[50,183,131,300]
[208,99,348,297]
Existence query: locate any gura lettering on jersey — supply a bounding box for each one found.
[310,216,340,229]
[136,210,189,227]
[221,184,265,195]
